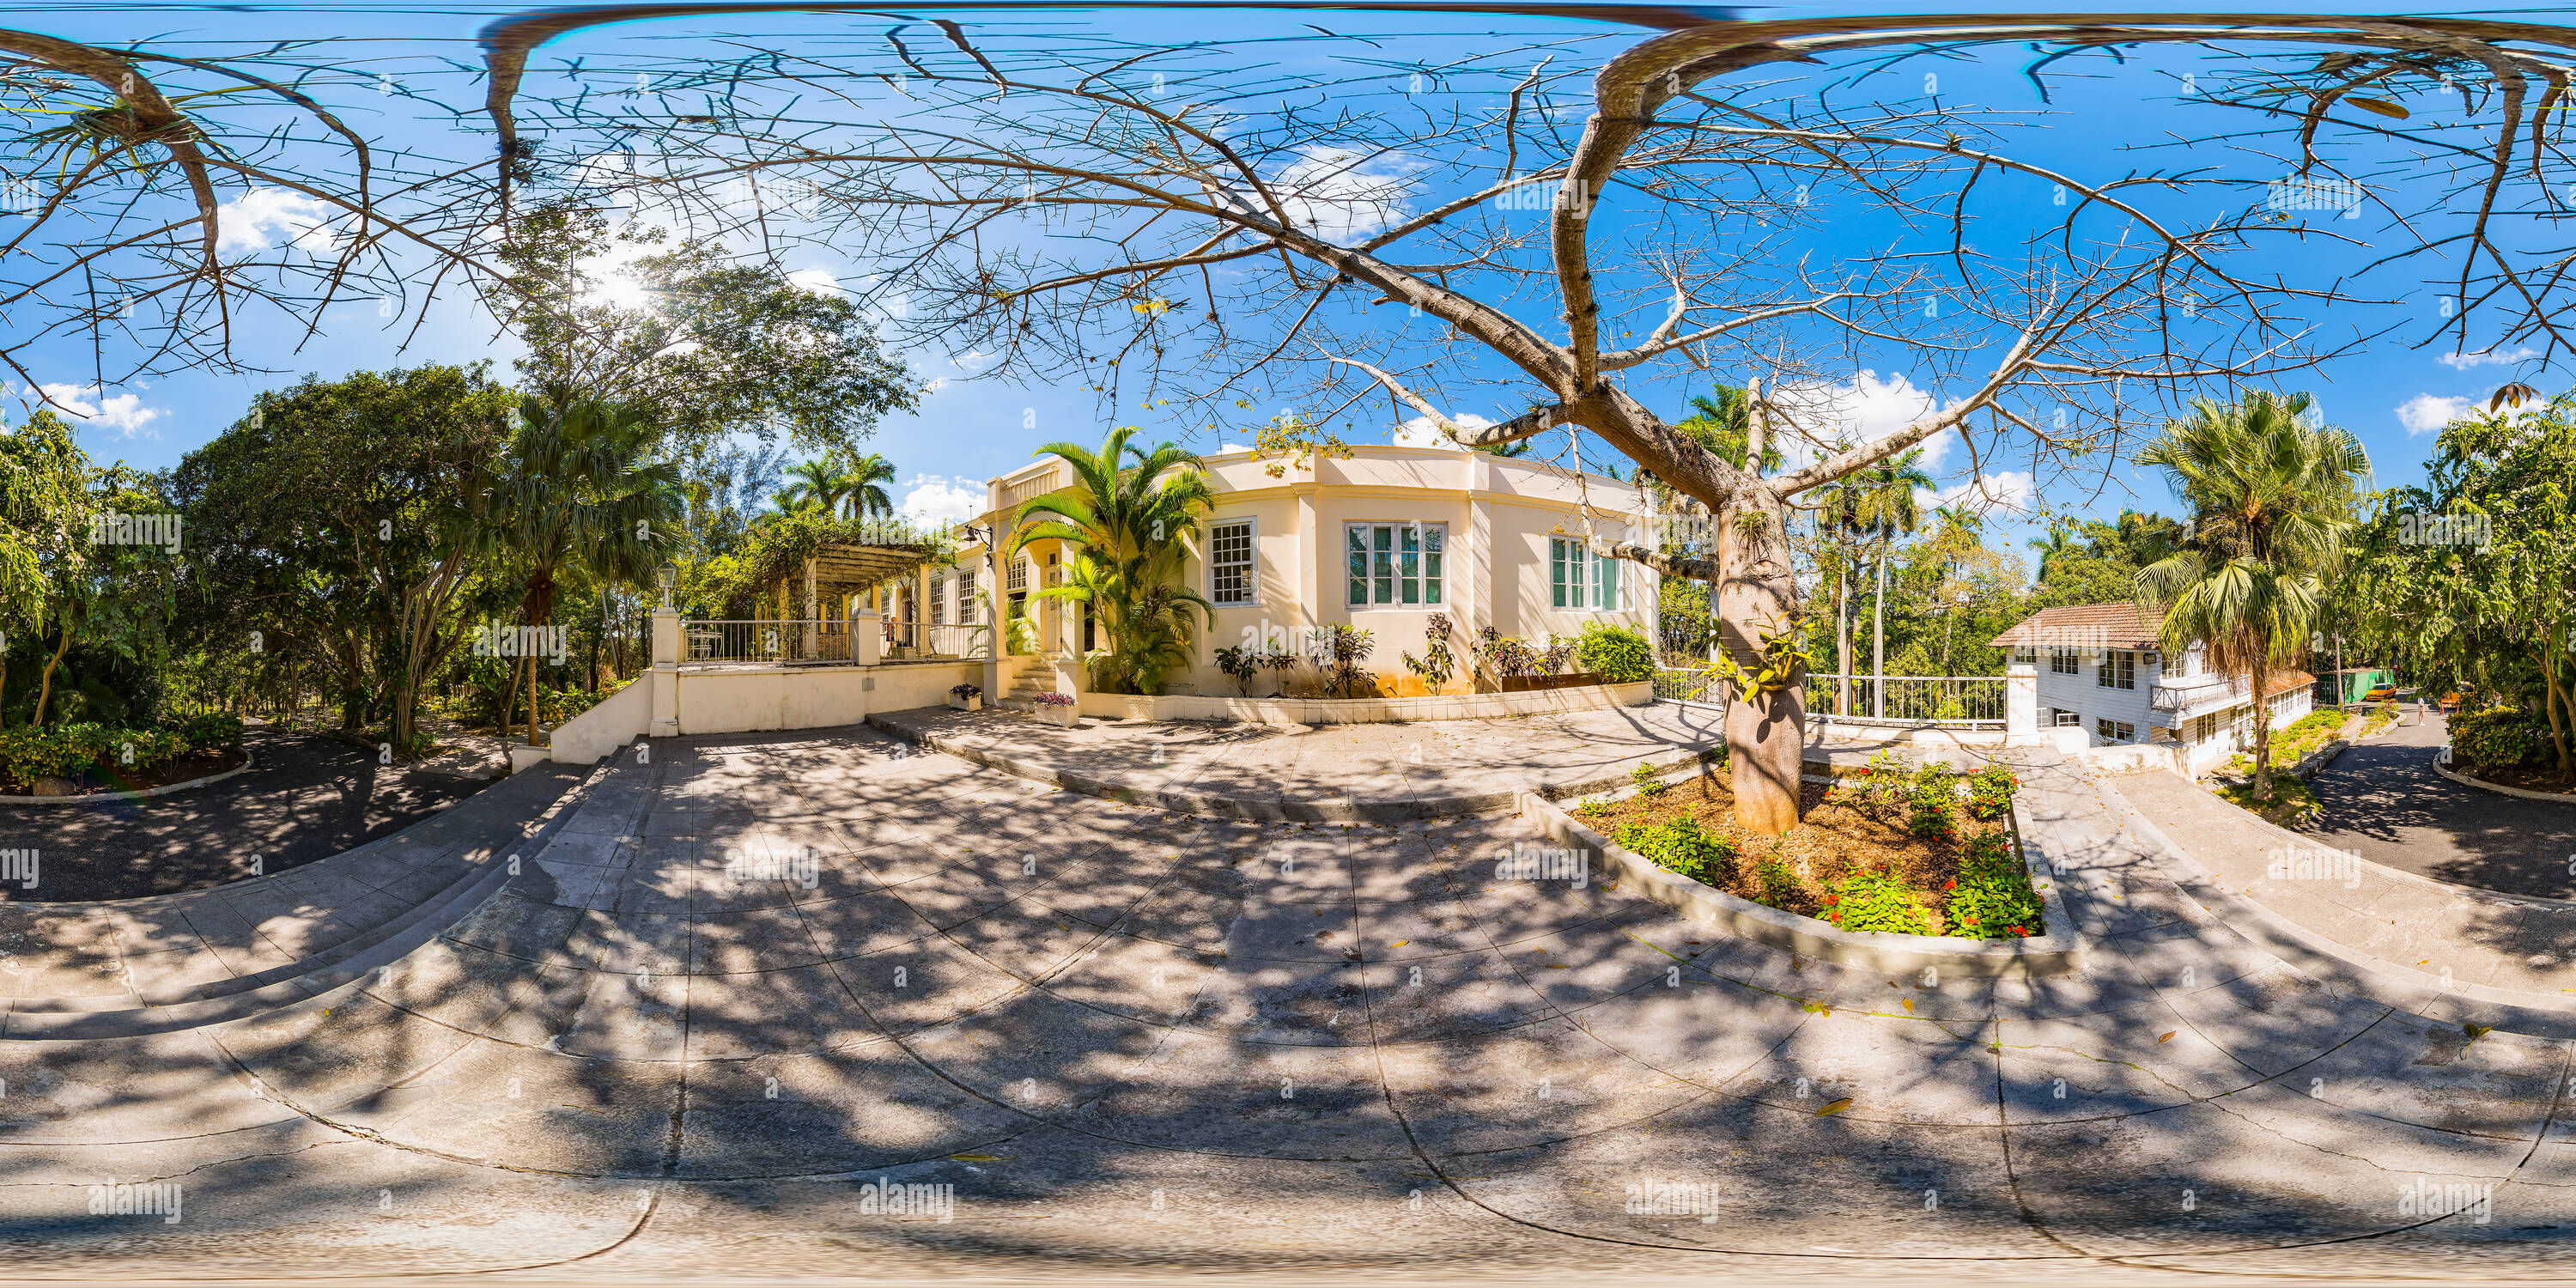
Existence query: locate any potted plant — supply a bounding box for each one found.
[1032,690,1078,727]
[949,683,982,712]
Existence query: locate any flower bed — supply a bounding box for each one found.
[1572,753,2044,939]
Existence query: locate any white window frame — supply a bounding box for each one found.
[2050,647,2080,675]
[958,569,978,624]
[1207,516,1260,607]
[1345,521,1446,609]
[2098,649,2136,690]
[1550,537,1623,611]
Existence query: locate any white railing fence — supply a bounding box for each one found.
[1654,666,2007,729]
[682,620,851,665]
[884,620,991,659]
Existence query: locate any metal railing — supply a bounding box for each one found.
[1654,667,1723,705]
[682,620,852,665]
[2149,672,2250,711]
[1803,672,2008,727]
[883,620,991,659]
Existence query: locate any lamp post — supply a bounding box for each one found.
[656,563,677,610]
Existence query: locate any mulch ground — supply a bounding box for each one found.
[1582,769,2011,924]
[2477,762,2576,795]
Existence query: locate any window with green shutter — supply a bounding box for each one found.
[1346,523,1446,606]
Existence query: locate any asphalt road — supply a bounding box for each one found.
[2302,707,2576,898]
[0,725,499,902]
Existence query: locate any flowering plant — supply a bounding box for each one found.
[951,683,982,699]
[1033,691,1077,707]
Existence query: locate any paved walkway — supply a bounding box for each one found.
[2304,711,2576,898]
[0,725,506,902]
[5,714,2576,1278]
[869,702,1728,819]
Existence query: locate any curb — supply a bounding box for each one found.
[2109,772,2576,1040]
[0,751,256,805]
[1520,783,2084,978]
[2430,750,2576,805]
[863,711,1724,823]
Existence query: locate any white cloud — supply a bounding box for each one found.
[897,472,983,526]
[1216,145,1424,246]
[785,268,843,296]
[1766,371,1953,472]
[216,188,341,256]
[1218,442,1250,453]
[1393,410,1494,450]
[2438,346,2539,369]
[32,383,163,438]
[1932,470,2035,516]
[2397,393,2477,436]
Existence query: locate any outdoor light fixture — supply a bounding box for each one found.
[656,563,677,607]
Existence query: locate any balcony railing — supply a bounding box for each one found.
[682,620,852,666]
[1656,668,2006,729]
[2149,672,2249,712]
[993,465,1067,513]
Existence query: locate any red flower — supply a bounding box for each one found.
[2009,925,2029,936]
[1823,895,1839,905]
[1942,879,1957,891]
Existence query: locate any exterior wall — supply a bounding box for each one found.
[2029,646,2161,740]
[976,446,1658,698]
[548,677,652,765]
[666,660,979,737]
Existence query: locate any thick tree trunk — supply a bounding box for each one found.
[2542,649,2573,775]
[33,614,72,726]
[1719,488,1805,835]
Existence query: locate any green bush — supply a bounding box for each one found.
[1967,764,2019,821]
[1574,623,1656,683]
[1630,760,1667,797]
[174,712,245,750]
[1754,854,1803,907]
[0,723,191,785]
[1820,871,1939,935]
[1611,817,1739,884]
[2451,707,2543,770]
[1946,829,2045,938]
[1907,762,1959,841]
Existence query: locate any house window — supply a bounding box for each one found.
[1346,522,1444,607]
[930,577,946,625]
[2098,719,2135,743]
[2050,648,2080,676]
[2014,646,2036,665]
[958,570,978,623]
[1550,538,1621,611]
[2193,712,2221,743]
[2056,711,2081,726]
[2098,650,2136,690]
[1209,519,1256,606]
[1005,556,1028,595]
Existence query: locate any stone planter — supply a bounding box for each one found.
[949,695,982,712]
[1036,703,1078,728]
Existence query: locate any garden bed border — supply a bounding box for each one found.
[1519,767,2087,979]
[0,751,256,806]
[2432,750,2576,804]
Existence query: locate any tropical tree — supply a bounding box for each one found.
[489,396,684,748]
[844,452,898,519]
[1003,427,1215,694]
[2135,390,2369,802]
[0,410,90,726]
[777,457,856,518]
[1851,449,1934,717]
[2027,523,2075,584]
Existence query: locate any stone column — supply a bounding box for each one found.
[2007,659,2038,743]
[852,607,883,665]
[650,605,681,738]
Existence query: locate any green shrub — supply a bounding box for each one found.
[1630,761,1667,797]
[1574,796,1614,820]
[0,723,191,784]
[1907,762,1959,841]
[1754,854,1803,907]
[1946,829,2044,938]
[1820,871,1939,935]
[2451,707,2543,770]
[1613,817,1739,884]
[1967,764,2019,821]
[1574,623,1656,683]
[174,712,245,750]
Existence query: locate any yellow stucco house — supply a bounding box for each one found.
[890,443,1663,703]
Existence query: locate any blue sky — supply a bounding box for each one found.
[7,1,2559,562]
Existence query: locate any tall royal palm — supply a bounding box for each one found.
[1004,427,1215,692]
[494,396,684,748]
[778,457,855,517]
[1851,448,1933,717]
[2135,390,2368,802]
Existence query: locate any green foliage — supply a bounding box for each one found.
[173,712,244,750]
[1324,623,1376,698]
[0,722,190,785]
[1820,870,1939,935]
[1947,830,2045,938]
[1611,816,1739,884]
[1399,612,1457,689]
[1010,427,1214,695]
[1574,796,1614,820]
[1214,644,1261,696]
[1629,760,1668,797]
[1575,622,1655,683]
[1967,763,2020,821]
[2451,706,2543,770]
[1907,762,1960,841]
[1753,854,1803,908]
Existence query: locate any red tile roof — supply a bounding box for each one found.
[1989,602,2164,650]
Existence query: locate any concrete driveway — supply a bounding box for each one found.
[2302,709,2576,898]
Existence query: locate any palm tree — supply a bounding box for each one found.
[777,457,855,517]
[1920,504,1984,674]
[1850,448,1934,717]
[1813,464,1867,714]
[2135,390,2368,802]
[1004,427,1216,693]
[2027,522,2075,584]
[492,396,684,749]
[844,451,897,519]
